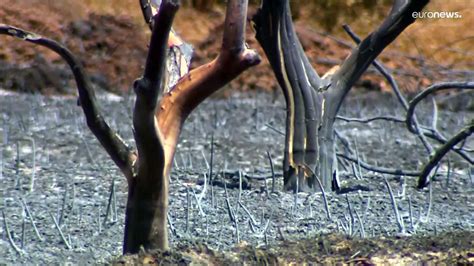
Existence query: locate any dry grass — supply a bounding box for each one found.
[306,0,473,71]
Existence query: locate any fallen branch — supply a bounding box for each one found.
[337,153,420,176]
[336,115,405,124]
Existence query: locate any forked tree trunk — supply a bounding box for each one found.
[252,0,429,192]
[123,0,259,253]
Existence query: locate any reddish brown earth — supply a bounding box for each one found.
[2,1,470,96]
[1,1,148,94]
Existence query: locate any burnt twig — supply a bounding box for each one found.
[2,210,25,255]
[383,178,405,234]
[336,115,405,124]
[19,198,43,242]
[50,213,72,250]
[337,153,420,176]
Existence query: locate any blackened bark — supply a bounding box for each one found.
[123,0,178,253]
[253,0,429,191]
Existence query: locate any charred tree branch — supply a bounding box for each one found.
[418,124,473,188]
[342,26,473,180]
[406,82,474,164]
[420,128,473,163]
[157,0,260,138]
[406,81,474,133]
[337,153,420,177]
[336,115,405,124]
[342,24,433,153]
[139,0,155,29]
[0,24,135,181]
[331,0,430,113]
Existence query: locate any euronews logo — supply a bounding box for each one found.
[412,11,462,19]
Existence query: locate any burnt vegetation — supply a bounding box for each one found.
[0,0,473,264]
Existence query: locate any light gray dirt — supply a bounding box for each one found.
[0,90,473,264]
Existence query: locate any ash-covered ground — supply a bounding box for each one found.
[0,90,473,264]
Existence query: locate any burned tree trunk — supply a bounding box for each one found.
[252,0,429,191]
[1,0,259,254]
[125,0,259,253]
[121,1,177,252]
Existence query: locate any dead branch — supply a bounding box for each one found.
[418,124,474,188]
[406,81,474,133]
[140,0,155,29]
[341,24,434,153]
[406,81,474,165]
[336,153,420,177]
[418,127,473,163]
[336,115,405,124]
[330,0,430,113]
[0,24,136,181]
[341,24,473,185]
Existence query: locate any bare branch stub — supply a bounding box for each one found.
[0,25,136,181]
